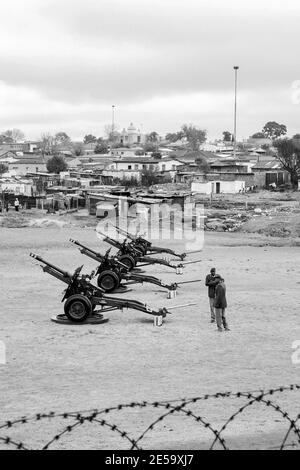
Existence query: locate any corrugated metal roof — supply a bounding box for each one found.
[11,158,46,164]
[114,158,160,164]
[252,160,283,170]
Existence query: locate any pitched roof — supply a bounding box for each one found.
[252,160,283,170]
[113,158,160,164]
[11,158,47,165]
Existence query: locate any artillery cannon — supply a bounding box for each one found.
[98,231,184,274]
[112,225,187,261]
[70,239,180,296]
[30,253,192,325]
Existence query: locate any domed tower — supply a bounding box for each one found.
[128,122,136,134]
[126,123,137,145]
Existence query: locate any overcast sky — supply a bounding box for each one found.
[0,0,299,141]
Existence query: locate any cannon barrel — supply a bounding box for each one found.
[98,231,123,248]
[114,226,136,241]
[70,239,104,259]
[113,225,149,244]
[30,253,70,278]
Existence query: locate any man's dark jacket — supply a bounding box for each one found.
[214,283,227,309]
[205,274,219,298]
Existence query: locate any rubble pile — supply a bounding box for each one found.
[204,210,250,232]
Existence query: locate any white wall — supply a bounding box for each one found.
[114,161,159,171]
[191,182,212,194]
[110,149,139,158]
[215,180,245,193]
[0,182,33,196]
[9,163,47,176]
[102,169,142,181]
[158,159,182,172]
[192,180,245,194]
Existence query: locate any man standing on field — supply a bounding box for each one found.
[205,268,219,323]
[214,275,230,332]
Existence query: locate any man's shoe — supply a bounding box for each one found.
[217,328,223,332]
[225,328,230,331]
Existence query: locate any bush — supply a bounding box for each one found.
[141,168,167,186]
[115,177,140,188]
[0,163,8,174]
[46,155,68,174]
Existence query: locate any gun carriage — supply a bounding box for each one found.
[30,253,172,324]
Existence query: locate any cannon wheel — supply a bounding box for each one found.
[97,270,120,292]
[119,254,136,271]
[64,294,92,323]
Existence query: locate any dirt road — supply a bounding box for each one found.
[0,226,299,449]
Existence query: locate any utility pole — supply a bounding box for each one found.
[233,66,239,159]
[111,105,115,148]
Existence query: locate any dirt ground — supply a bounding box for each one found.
[0,209,300,449]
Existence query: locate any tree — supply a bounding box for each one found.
[83,134,97,144]
[195,155,210,173]
[141,167,161,186]
[4,129,25,143]
[181,124,206,151]
[143,143,157,153]
[146,131,159,143]
[223,131,232,142]
[151,151,162,159]
[262,122,287,140]
[252,132,265,139]
[40,133,55,155]
[104,124,119,146]
[46,155,68,174]
[274,138,300,189]
[165,131,185,143]
[0,134,13,144]
[55,132,71,145]
[95,140,108,154]
[0,129,25,143]
[135,150,145,156]
[73,143,84,156]
[0,163,8,174]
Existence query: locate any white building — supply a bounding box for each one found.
[0,178,34,196]
[109,157,181,172]
[110,148,143,159]
[192,180,245,194]
[8,158,47,176]
[102,169,142,182]
[102,157,182,183]
[117,123,146,146]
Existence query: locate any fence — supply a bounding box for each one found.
[1,384,299,450]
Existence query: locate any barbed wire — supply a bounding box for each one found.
[1,384,299,450]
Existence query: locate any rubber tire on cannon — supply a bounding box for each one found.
[97,270,120,292]
[118,254,136,271]
[64,294,93,323]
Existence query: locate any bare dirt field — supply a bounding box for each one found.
[0,204,300,449]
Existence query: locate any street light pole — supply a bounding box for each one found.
[233,66,239,159]
[112,105,115,148]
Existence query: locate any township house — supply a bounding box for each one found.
[251,160,291,187]
[102,157,182,182]
[177,154,288,194]
[0,177,34,196]
[8,157,47,176]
